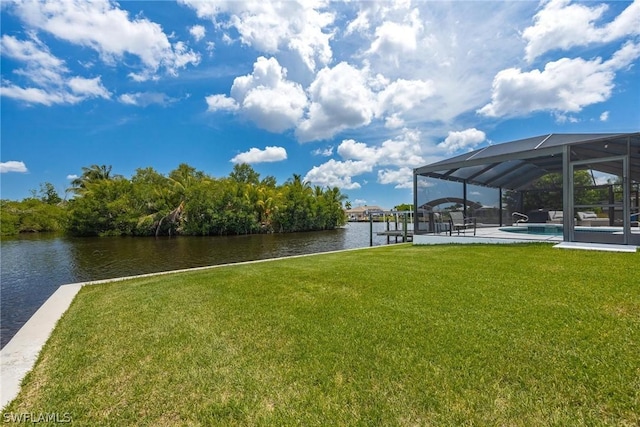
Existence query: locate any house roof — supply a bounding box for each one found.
[346,205,384,214]
[415,133,640,190]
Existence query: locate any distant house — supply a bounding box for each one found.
[345,205,385,221]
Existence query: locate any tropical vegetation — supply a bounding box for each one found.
[0,183,67,235]
[503,170,618,214]
[3,244,638,425]
[1,163,348,237]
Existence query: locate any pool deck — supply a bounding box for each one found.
[413,224,638,252]
[413,225,562,245]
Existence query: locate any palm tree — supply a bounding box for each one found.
[324,186,348,227]
[256,187,278,228]
[69,164,116,194]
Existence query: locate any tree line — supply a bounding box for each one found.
[502,170,618,214]
[1,164,348,237]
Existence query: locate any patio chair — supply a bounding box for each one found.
[577,211,609,227]
[548,210,563,224]
[449,211,476,236]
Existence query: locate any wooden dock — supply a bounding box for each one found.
[376,230,413,242]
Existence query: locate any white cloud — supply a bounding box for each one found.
[67,76,110,99]
[384,114,405,129]
[554,113,580,124]
[209,57,307,132]
[312,146,333,157]
[344,1,534,127]
[206,42,215,55]
[306,130,425,190]
[189,24,206,42]
[337,139,379,164]
[377,167,413,189]
[605,40,640,69]
[10,0,200,80]
[1,33,65,81]
[376,134,426,168]
[0,34,110,105]
[0,85,71,106]
[478,42,640,118]
[338,130,425,168]
[66,174,79,180]
[205,94,239,111]
[231,146,287,164]
[438,128,486,154]
[296,62,375,142]
[367,8,423,64]
[600,111,610,122]
[119,92,178,107]
[0,161,28,173]
[210,56,435,142]
[523,0,640,62]
[195,3,538,142]
[179,0,334,71]
[376,78,435,118]
[303,159,372,189]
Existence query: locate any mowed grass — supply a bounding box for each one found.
[3,243,639,426]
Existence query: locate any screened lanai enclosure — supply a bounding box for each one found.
[413,133,640,246]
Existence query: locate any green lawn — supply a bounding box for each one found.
[3,244,639,426]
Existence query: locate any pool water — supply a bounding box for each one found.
[499,224,620,236]
[499,225,563,236]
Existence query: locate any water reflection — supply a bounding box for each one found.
[1,222,393,348]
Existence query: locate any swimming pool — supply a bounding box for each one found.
[499,224,563,236]
[499,224,620,236]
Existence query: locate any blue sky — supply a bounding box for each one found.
[1,0,639,209]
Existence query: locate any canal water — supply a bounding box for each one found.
[1,222,399,348]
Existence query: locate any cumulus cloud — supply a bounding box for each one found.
[179,0,334,71]
[376,78,435,118]
[66,174,79,180]
[296,62,375,142]
[377,167,414,189]
[210,56,434,142]
[189,24,206,42]
[231,146,287,164]
[207,57,307,133]
[194,2,544,143]
[343,1,534,127]
[337,139,379,164]
[338,130,425,168]
[478,42,640,118]
[600,111,610,122]
[384,114,405,129]
[0,34,110,105]
[523,0,640,62]
[438,128,487,154]
[9,0,200,80]
[205,94,239,111]
[305,130,425,189]
[0,161,28,173]
[367,8,423,64]
[303,159,372,189]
